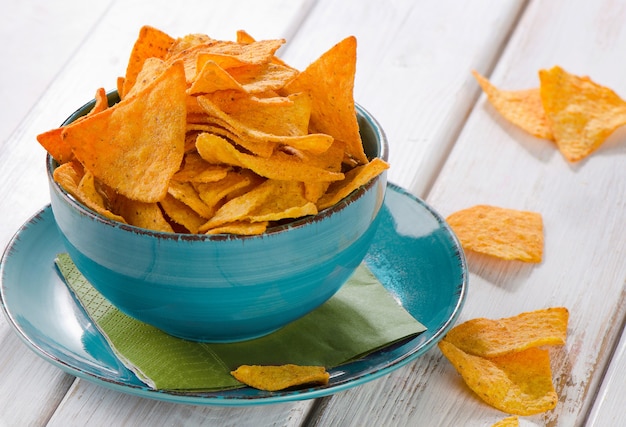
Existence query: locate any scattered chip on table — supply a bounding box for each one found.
[443,307,569,358]
[446,205,543,263]
[539,65,626,162]
[231,364,330,391]
[473,66,626,162]
[472,70,552,140]
[438,307,569,416]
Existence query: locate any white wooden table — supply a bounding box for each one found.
[1,0,624,425]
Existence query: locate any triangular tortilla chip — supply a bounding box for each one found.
[63,61,187,202]
[539,65,626,161]
[472,70,553,140]
[282,36,367,164]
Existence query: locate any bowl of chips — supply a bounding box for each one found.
[42,27,389,342]
[46,100,387,342]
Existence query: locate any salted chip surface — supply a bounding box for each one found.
[446,205,543,262]
[121,25,174,98]
[62,61,187,203]
[438,341,558,416]
[282,36,367,164]
[539,65,626,162]
[444,307,569,358]
[472,70,552,140]
[37,27,388,235]
[231,364,329,391]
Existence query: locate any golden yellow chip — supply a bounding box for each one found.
[52,161,84,198]
[491,415,519,427]
[159,193,206,234]
[124,57,168,99]
[539,65,626,162]
[121,25,174,99]
[245,180,317,223]
[113,196,173,232]
[172,152,230,183]
[204,220,268,236]
[53,162,124,223]
[446,205,543,262]
[472,70,553,140]
[438,341,557,416]
[317,158,389,210]
[38,27,389,235]
[444,307,569,358]
[282,36,367,164]
[194,170,259,211]
[37,87,110,164]
[195,132,344,182]
[230,62,299,94]
[231,364,329,391]
[188,60,246,95]
[167,180,215,219]
[62,61,187,203]
[202,90,312,137]
[197,95,334,155]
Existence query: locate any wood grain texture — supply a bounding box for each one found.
[47,380,312,427]
[309,0,626,425]
[0,0,316,425]
[2,0,625,424]
[586,330,626,426]
[281,0,528,197]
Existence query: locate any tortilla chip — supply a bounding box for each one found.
[539,65,626,161]
[188,60,246,95]
[159,193,206,233]
[204,220,268,235]
[282,36,367,164]
[62,61,187,202]
[446,205,543,262]
[172,152,230,183]
[444,307,569,358]
[231,364,329,391]
[37,87,110,164]
[167,180,215,219]
[472,70,552,140]
[195,132,344,182]
[491,415,519,427]
[114,196,173,232]
[122,25,175,98]
[438,341,558,416]
[317,157,389,209]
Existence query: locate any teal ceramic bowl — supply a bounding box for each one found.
[47,92,388,342]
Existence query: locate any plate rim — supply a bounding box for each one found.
[0,182,467,406]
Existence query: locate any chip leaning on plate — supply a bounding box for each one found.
[37,25,389,235]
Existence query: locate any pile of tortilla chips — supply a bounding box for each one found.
[446,205,544,263]
[473,66,626,162]
[231,364,329,391]
[438,307,569,416]
[38,25,388,235]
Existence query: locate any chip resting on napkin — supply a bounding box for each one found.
[55,253,426,391]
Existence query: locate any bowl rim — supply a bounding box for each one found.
[47,91,389,241]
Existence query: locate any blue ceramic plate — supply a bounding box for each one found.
[0,183,467,406]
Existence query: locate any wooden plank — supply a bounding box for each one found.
[586,329,626,426]
[311,0,626,425]
[0,0,316,425]
[0,2,113,426]
[47,381,311,427]
[0,0,113,144]
[280,0,527,197]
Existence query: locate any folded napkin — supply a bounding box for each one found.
[55,253,426,391]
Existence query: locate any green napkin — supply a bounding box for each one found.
[55,253,426,391]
